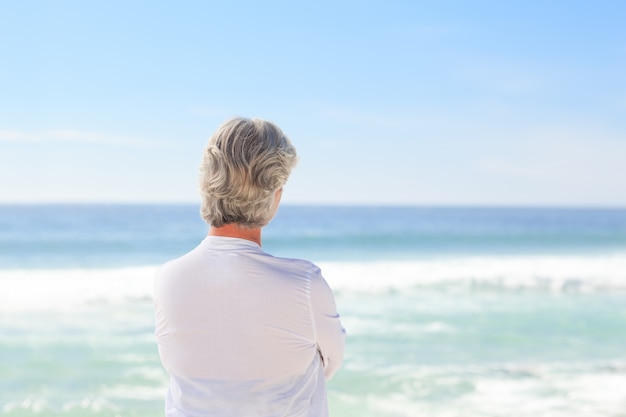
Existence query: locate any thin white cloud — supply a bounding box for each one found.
[457,58,546,94]
[0,129,168,147]
[475,126,626,186]
[311,102,437,131]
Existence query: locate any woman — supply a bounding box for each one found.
[154,117,345,416]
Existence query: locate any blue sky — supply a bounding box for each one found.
[1,0,625,206]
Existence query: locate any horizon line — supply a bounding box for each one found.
[1,201,625,210]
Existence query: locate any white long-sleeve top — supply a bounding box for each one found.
[154,236,345,417]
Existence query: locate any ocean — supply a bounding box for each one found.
[1,204,625,416]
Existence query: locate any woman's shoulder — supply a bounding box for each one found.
[260,252,321,277]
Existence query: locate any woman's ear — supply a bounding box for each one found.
[271,188,283,217]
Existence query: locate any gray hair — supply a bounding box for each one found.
[199,117,298,228]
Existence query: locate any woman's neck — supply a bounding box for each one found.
[208,223,262,246]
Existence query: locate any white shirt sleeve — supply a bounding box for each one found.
[310,268,346,380]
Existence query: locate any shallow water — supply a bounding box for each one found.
[1,205,625,416]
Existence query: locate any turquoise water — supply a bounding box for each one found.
[1,205,626,416]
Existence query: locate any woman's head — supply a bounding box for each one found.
[199,117,298,228]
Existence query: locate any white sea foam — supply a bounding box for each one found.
[330,360,626,417]
[2,253,625,313]
[320,253,626,294]
[0,266,157,313]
